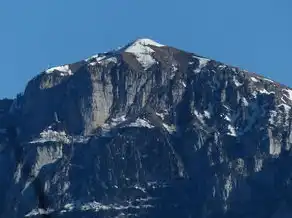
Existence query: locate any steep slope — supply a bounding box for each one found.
[1,38,292,218]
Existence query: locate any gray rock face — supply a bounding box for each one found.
[1,38,292,218]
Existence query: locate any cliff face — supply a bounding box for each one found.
[1,39,292,218]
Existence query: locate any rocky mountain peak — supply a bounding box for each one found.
[1,39,292,218]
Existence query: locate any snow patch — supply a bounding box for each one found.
[25,208,54,217]
[194,110,206,124]
[193,56,210,73]
[133,184,147,193]
[101,116,154,137]
[112,115,127,124]
[128,38,164,48]
[30,130,70,144]
[88,55,117,66]
[252,91,258,98]
[100,115,127,136]
[102,115,126,129]
[162,123,176,133]
[171,64,178,72]
[45,65,72,76]
[263,78,274,83]
[136,54,156,69]
[128,118,154,129]
[64,203,75,212]
[241,97,249,106]
[218,65,227,70]
[58,199,154,215]
[258,89,275,95]
[224,116,231,122]
[233,76,243,87]
[156,112,165,120]
[250,77,259,82]
[124,39,163,69]
[86,54,105,62]
[227,125,237,136]
[204,110,211,119]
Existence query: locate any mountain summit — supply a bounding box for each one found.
[1,39,292,218]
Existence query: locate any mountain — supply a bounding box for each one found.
[1,38,292,218]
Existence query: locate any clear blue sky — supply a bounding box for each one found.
[1,0,292,98]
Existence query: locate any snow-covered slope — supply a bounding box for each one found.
[123,38,164,69]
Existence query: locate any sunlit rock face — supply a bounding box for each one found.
[1,39,292,218]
